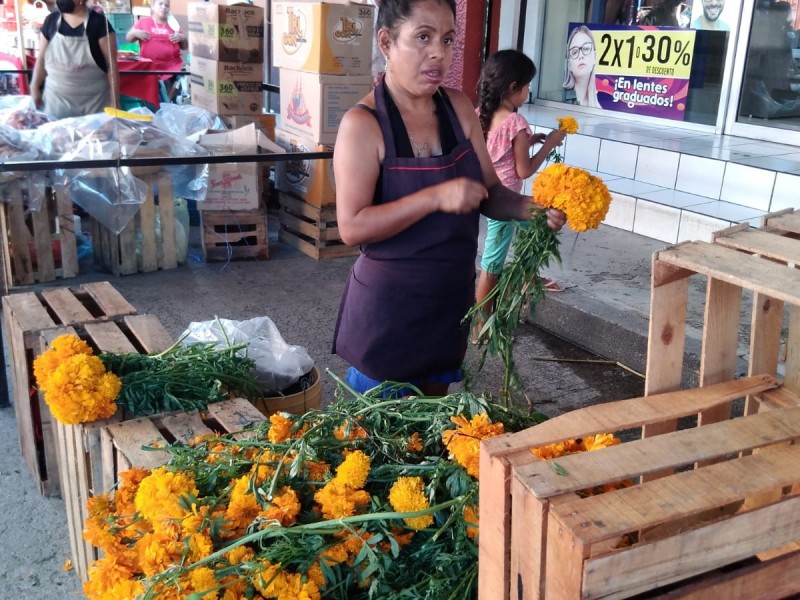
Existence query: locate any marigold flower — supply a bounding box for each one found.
[306,460,330,482]
[442,414,504,478]
[334,420,368,440]
[388,476,433,530]
[557,116,579,134]
[533,163,612,232]
[40,354,121,424]
[333,450,371,489]
[83,555,135,599]
[314,479,370,520]
[224,475,262,536]
[261,486,301,527]
[464,505,479,540]
[406,432,423,453]
[189,566,220,600]
[33,333,93,390]
[136,529,183,577]
[583,433,621,452]
[134,466,198,529]
[268,413,293,443]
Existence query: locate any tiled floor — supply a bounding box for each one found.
[520,104,800,243]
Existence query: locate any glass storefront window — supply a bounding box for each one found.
[737,0,800,132]
[536,0,730,125]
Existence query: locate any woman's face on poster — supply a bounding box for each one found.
[568,30,596,79]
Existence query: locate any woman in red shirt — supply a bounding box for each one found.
[126,0,186,102]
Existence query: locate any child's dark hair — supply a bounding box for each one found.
[377,0,457,38]
[477,50,536,136]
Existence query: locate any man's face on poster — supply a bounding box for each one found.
[702,0,725,21]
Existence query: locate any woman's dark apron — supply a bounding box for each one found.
[333,82,484,383]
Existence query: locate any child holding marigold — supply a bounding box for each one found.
[474,50,567,342]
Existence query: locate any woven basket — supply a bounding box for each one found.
[251,366,322,417]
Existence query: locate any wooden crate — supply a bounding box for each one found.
[40,314,174,582]
[278,192,357,260]
[90,171,180,276]
[2,282,137,496]
[479,375,800,600]
[201,205,268,262]
[0,185,79,287]
[647,210,800,412]
[65,397,266,581]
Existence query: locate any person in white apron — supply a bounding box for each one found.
[31,0,119,119]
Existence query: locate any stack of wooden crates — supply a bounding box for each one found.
[479,208,800,599]
[186,2,270,262]
[270,1,374,260]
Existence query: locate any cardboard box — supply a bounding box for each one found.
[279,68,371,145]
[272,1,374,75]
[198,124,284,211]
[190,57,263,116]
[188,2,264,63]
[273,127,334,206]
[220,113,276,140]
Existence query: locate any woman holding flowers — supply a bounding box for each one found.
[332,0,567,396]
[474,50,567,342]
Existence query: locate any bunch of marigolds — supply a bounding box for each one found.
[81,384,546,600]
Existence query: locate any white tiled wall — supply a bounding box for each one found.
[719,163,776,212]
[597,140,638,178]
[675,155,725,199]
[635,147,680,188]
[564,135,601,171]
[770,172,800,212]
[632,202,681,243]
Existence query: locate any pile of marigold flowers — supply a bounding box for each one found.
[81,381,545,599]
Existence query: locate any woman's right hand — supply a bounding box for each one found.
[131,29,150,41]
[436,177,488,214]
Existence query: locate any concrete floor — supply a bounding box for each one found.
[1,215,651,597]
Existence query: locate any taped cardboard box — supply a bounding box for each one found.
[189,57,263,116]
[220,113,276,141]
[272,1,374,75]
[279,68,371,145]
[188,2,264,63]
[273,127,334,207]
[198,124,284,211]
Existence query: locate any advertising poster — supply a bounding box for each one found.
[565,22,697,120]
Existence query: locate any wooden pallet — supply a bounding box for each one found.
[2,282,137,496]
[278,192,357,260]
[479,375,800,600]
[201,205,268,261]
[0,186,79,287]
[90,171,180,276]
[40,314,174,582]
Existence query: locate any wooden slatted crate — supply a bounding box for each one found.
[0,186,79,287]
[479,375,800,600]
[40,314,174,583]
[90,171,181,276]
[278,192,357,260]
[66,397,266,582]
[201,205,269,261]
[2,282,137,496]
[647,210,800,412]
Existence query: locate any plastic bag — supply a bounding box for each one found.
[179,317,315,393]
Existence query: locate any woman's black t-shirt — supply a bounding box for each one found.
[41,11,115,73]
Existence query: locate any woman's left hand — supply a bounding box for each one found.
[169,32,184,44]
[545,208,566,231]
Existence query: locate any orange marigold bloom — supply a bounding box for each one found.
[406,432,423,453]
[189,566,220,600]
[40,354,120,424]
[305,460,330,482]
[33,333,93,390]
[314,480,371,520]
[83,555,135,600]
[135,466,198,529]
[261,486,301,527]
[388,477,433,530]
[115,467,150,513]
[224,475,261,536]
[532,163,612,232]
[333,450,370,489]
[556,116,579,134]
[464,505,479,540]
[334,420,368,440]
[442,414,504,478]
[136,529,183,577]
[268,413,293,443]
